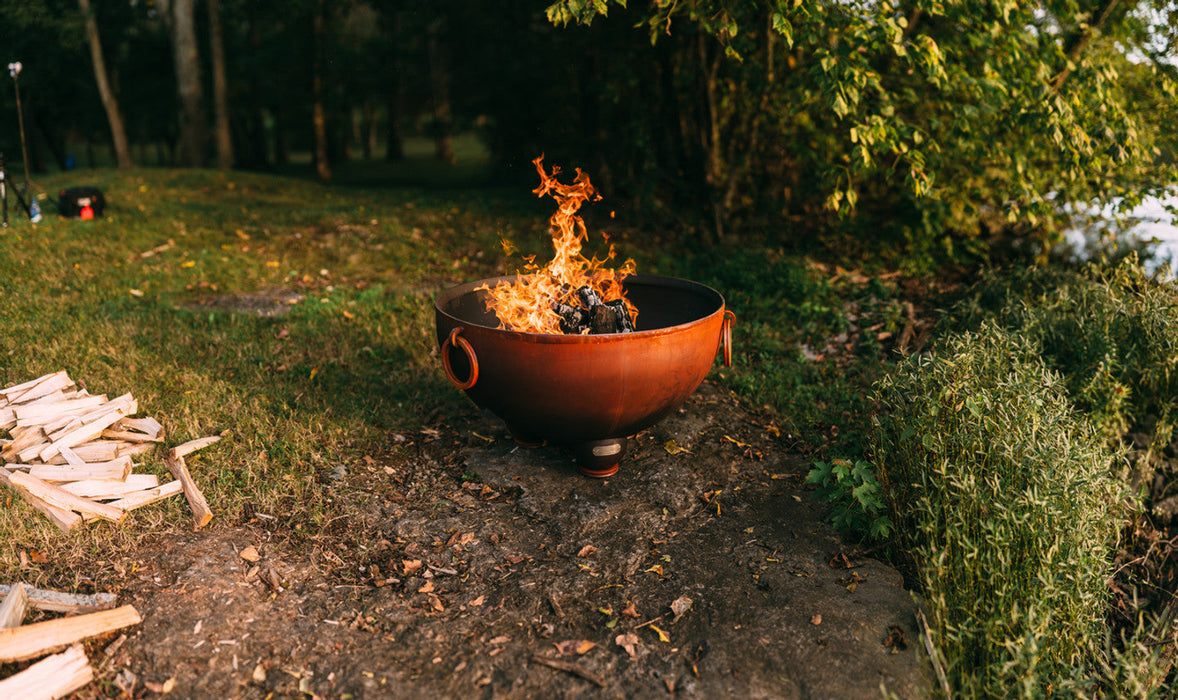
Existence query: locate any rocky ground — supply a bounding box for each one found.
[81,382,931,699]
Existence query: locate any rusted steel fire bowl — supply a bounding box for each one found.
[435,274,733,478]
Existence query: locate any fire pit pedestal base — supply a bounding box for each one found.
[572,438,628,478]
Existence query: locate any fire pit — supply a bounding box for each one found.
[435,273,733,477]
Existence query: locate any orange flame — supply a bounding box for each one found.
[479,155,637,334]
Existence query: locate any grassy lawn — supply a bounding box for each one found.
[0,165,902,590]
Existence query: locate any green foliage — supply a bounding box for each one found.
[872,324,1138,696]
[946,257,1178,452]
[552,1,1178,266]
[805,459,892,540]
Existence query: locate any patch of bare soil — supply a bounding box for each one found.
[81,382,931,698]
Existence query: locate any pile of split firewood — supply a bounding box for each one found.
[0,370,219,530]
[0,582,140,698]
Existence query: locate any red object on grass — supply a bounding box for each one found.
[80,205,94,220]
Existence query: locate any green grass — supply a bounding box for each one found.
[0,167,534,580]
[0,165,906,590]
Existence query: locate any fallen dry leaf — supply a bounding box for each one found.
[622,601,640,618]
[615,632,640,659]
[469,595,486,607]
[239,546,261,563]
[402,559,424,575]
[419,581,435,594]
[670,595,693,622]
[811,614,823,625]
[577,544,597,558]
[649,624,671,643]
[663,439,692,455]
[554,639,597,656]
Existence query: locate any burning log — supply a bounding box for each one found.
[550,285,636,335]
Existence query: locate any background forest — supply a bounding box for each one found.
[2,0,1177,269]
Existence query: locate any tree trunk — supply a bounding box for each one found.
[385,12,405,161]
[428,19,455,164]
[311,0,332,183]
[78,0,133,168]
[207,0,233,169]
[158,0,207,167]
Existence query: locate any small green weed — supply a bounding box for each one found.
[804,459,892,540]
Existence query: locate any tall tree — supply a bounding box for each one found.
[311,0,332,183]
[207,0,233,169]
[77,0,133,168]
[157,0,207,167]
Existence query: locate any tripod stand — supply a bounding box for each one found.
[0,152,35,228]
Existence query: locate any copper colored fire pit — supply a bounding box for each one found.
[435,274,734,477]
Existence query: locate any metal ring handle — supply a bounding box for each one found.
[441,327,479,390]
[721,309,735,367]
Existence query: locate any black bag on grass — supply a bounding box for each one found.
[58,187,106,219]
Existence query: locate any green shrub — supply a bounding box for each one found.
[945,257,1178,454]
[873,324,1131,697]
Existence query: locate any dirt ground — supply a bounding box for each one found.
[53,382,930,699]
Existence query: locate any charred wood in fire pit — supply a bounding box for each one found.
[551,288,636,335]
[606,299,634,333]
[577,286,602,309]
[553,303,584,335]
[589,305,617,334]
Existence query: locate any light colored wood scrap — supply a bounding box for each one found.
[0,584,117,614]
[14,394,107,427]
[26,456,133,483]
[0,582,28,629]
[61,474,160,499]
[40,402,135,462]
[106,480,183,512]
[164,452,213,528]
[118,442,157,459]
[59,445,86,466]
[7,471,126,524]
[3,426,48,463]
[0,371,73,406]
[117,416,164,439]
[0,468,80,532]
[45,440,120,465]
[0,604,140,663]
[171,435,222,458]
[100,429,162,444]
[0,643,94,700]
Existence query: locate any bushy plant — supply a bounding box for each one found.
[872,324,1133,696]
[947,257,1178,457]
[805,458,892,540]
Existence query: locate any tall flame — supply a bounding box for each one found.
[479,155,637,334]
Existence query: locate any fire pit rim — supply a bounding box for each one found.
[434,273,726,342]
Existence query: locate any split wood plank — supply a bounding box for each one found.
[61,474,160,500]
[59,445,86,466]
[3,427,47,463]
[0,582,28,629]
[117,416,164,439]
[0,604,140,663]
[7,471,125,524]
[25,456,133,483]
[0,584,117,614]
[39,401,135,462]
[107,480,183,512]
[0,371,73,406]
[14,394,107,427]
[0,468,80,532]
[165,451,213,527]
[171,435,222,458]
[118,442,157,459]
[0,643,94,700]
[99,429,162,444]
[45,441,120,465]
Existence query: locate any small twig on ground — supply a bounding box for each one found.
[530,654,606,687]
[633,614,665,630]
[916,609,952,699]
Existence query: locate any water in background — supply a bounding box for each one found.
[1063,193,1178,277]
